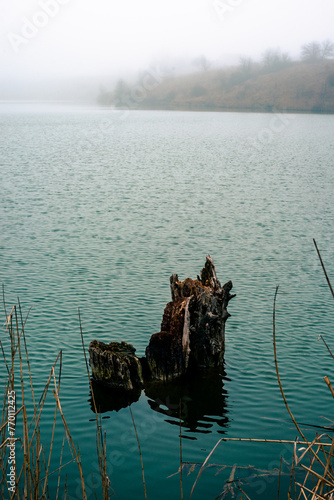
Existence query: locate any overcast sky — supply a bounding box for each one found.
[1,0,333,90]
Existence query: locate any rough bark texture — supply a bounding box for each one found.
[145,255,235,381]
[89,340,144,390]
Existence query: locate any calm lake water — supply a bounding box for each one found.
[1,103,334,499]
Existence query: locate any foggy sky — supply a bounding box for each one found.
[1,0,333,98]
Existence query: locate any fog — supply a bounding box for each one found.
[1,0,333,101]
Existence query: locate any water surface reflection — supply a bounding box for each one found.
[89,379,141,413]
[144,369,229,438]
[90,369,229,437]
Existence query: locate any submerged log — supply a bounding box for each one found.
[89,340,144,391]
[145,255,235,381]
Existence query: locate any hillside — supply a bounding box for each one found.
[109,61,334,113]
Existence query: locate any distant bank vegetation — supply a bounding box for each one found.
[98,40,334,113]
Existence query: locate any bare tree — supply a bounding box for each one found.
[301,40,334,62]
[239,56,253,77]
[321,39,334,59]
[262,49,291,73]
[301,41,322,62]
[192,55,211,72]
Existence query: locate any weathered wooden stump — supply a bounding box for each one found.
[145,255,235,381]
[89,340,144,391]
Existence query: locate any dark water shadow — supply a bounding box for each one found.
[144,369,229,438]
[88,379,141,413]
[88,370,229,437]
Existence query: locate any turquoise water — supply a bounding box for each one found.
[1,103,334,499]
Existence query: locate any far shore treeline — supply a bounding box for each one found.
[98,40,334,114]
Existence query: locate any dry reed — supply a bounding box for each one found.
[0,295,110,499]
[129,406,148,500]
[185,240,334,500]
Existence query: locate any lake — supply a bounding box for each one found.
[0,103,334,499]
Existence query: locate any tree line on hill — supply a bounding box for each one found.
[97,40,334,108]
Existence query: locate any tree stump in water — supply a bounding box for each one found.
[89,256,235,389]
[89,340,144,391]
[145,255,235,381]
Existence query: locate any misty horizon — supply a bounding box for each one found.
[1,0,333,102]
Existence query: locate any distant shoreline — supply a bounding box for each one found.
[1,100,333,115]
[110,104,334,115]
[100,60,334,116]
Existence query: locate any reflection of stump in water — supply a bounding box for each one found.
[144,369,229,437]
[89,379,141,413]
[88,370,229,437]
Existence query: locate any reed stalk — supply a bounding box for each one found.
[277,455,283,499]
[79,309,110,498]
[51,367,87,499]
[0,296,96,499]
[179,398,183,500]
[130,406,148,500]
